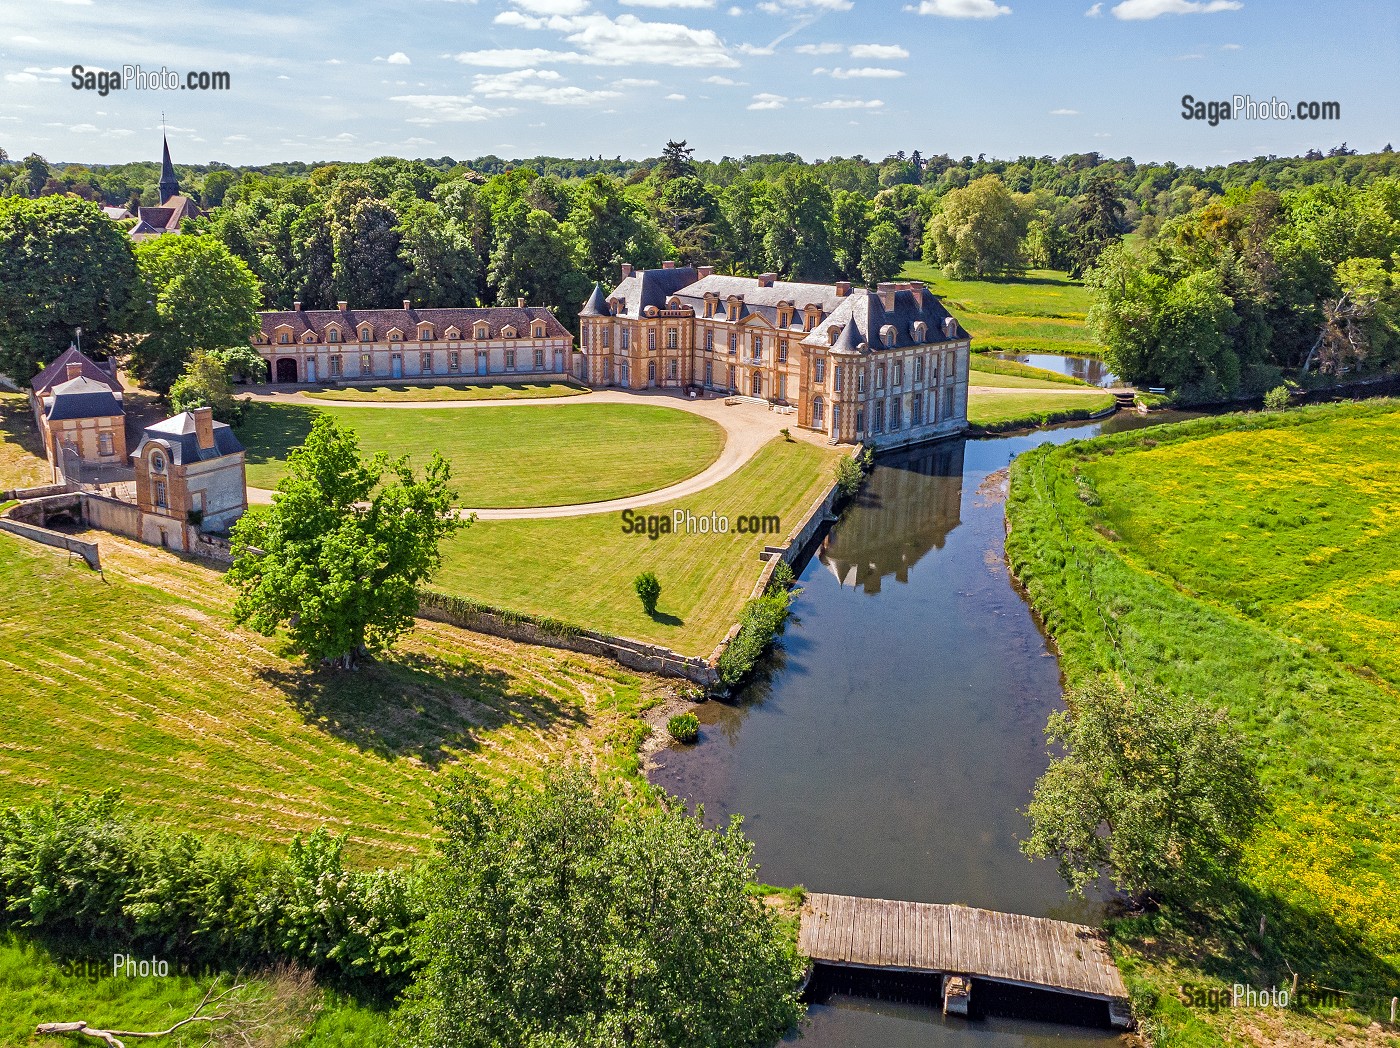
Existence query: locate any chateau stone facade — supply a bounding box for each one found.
[252,300,573,385]
[578,264,970,447]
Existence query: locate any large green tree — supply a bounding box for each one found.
[860,221,905,289]
[331,180,405,307]
[829,189,870,282]
[488,204,589,318]
[396,767,804,1048]
[0,195,137,381]
[1022,679,1266,904]
[129,234,262,393]
[226,416,462,668]
[1066,175,1127,278]
[568,174,669,282]
[922,174,1028,279]
[398,199,480,307]
[759,169,835,282]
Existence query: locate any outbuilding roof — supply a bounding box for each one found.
[132,412,243,465]
[256,304,571,342]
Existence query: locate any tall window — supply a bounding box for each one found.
[648,329,656,352]
[667,328,678,349]
[833,365,842,392]
[893,361,903,387]
[944,385,955,419]
[812,396,825,428]
[621,329,630,352]
[876,364,886,390]
[505,350,516,370]
[448,351,460,372]
[891,397,903,429]
[328,328,339,343]
[668,359,678,380]
[814,357,826,383]
[751,335,763,362]
[602,329,611,349]
[912,392,922,425]
[914,356,924,382]
[778,340,788,363]
[873,400,885,434]
[705,329,714,352]
[98,432,114,456]
[329,354,343,377]
[705,361,713,386]
[648,361,656,382]
[420,351,432,373]
[728,333,737,355]
[857,369,866,394]
[154,480,168,509]
[534,348,545,369]
[360,353,372,375]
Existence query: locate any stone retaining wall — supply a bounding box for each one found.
[0,510,101,569]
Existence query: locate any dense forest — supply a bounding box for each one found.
[1,141,1397,401]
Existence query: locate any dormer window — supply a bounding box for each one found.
[445,326,461,340]
[502,325,518,339]
[327,327,340,343]
[360,327,373,342]
[301,331,317,344]
[880,324,898,349]
[474,323,490,340]
[387,327,404,342]
[531,322,546,338]
[419,325,434,341]
[912,321,927,344]
[279,333,290,344]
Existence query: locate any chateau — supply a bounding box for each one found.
[578,264,970,446]
[252,300,573,385]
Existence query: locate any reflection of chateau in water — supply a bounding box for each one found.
[819,440,966,593]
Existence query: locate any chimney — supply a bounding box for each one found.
[758,272,777,288]
[907,281,925,307]
[621,263,634,279]
[877,282,898,311]
[65,361,84,383]
[192,406,216,452]
[696,265,714,279]
[293,300,302,311]
[517,297,527,308]
[403,299,412,310]
[661,260,676,269]
[834,281,852,298]
[337,300,348,311]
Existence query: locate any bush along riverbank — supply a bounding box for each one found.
[1004,400,1400,1044]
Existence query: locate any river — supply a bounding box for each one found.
[649,412,1196,1047]
[989,353,1120,388]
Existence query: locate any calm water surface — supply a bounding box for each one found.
[650,412,1196,1047]
[989,353,1120,388]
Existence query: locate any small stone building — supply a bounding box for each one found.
[29,348,127,481]
[128,407,247,550]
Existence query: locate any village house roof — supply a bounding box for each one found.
[132,411,244,465]
[254,303,570,342]
[130,195,197,240]
[30,346,122,396]
[44,375,125,421]
[800,283,965,355]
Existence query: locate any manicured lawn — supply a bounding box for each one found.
[899,262,1106,357]
[967,388,1115,428]
[969,355,1092,388]
[301,380,588,403]
[0,531,679,865]
[967,370,1081,390]
[235,401,725,507]
[1006,401,1400,1042]
[0,933,393,1048]
[434,437,844,657]
[0,392,50,490]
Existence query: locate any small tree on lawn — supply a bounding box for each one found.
[1022,678,1266,906]
[634,570,661,616]
[226,416,463,668]
[395,768,804,1048]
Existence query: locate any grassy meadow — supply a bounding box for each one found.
[0,391,50,490]
[1006,401,1400,1042]
[898,262,1106,358]
[235,401,725,507]
[301,380,587,402]
[0,531,682,866]
[966,388,1115,430]
[434,437,843,656]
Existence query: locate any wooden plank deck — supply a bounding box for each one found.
[798,892,1128,1004]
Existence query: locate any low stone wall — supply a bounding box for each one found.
[0,513,101,569]
[417,591,718,688]
[193,532,234,563]
[0,483,71,502]
[80,492,143,541]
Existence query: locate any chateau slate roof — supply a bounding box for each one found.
[580,282,611,317]
[30,347,122,395]
[800,285,966,354]
[673,275,848,320]
[256,305,571,342]
[132,411,244,466]
[606,265,699,318]
[46,384,125,421]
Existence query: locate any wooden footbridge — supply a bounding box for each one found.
[798,892,1132,1029]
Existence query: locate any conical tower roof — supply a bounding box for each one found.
[580,282,611,317]
[158,134,180,203]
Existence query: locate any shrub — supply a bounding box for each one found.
[834,449,873,499]
[1263,385,1292,411]
[779,427,793,441]
[667,712,700,744]
[770,559,795,590]
[716,587,793,687]
[633,571,661,616]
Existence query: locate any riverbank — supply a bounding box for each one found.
[1005,400,1400,1043]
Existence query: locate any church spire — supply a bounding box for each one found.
[157,121,179,203]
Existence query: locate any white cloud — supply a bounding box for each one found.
[225,134,251,142]
[611,76,661,87]
[1110,0,1241,17]
[404,137,436,146]
[737,42,775,54]
[1221,41,1242,49]
[907,0,1010,16]
[703,74,745,84]
[747,92,787,109]
[728,4,742,11]
[813,98,884,109]
[472,67,623,104]
[1049,107,1078,115]
[621,0,717,8]
[3,72,38,83]
[391,93,510,122]
[849,43,909,59]
[449,47,589,66]
[665,92,686,99]
[463,12,737,66]
[513,0,590,14]
[277,74,291,79]
[814,66,906,78]
[1094,132,1112,138]
[104,128,134,137]
[375,51,412,64]
[758,0,852,13]
[1174,52,1204,59]
[325,58,343,64]
[1084,2,1102,13]
[795,42,843,54]
[68,123,98,133]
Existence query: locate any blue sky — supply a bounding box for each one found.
[2,0,1395,168]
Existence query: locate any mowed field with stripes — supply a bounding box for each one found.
[0,532,676,865]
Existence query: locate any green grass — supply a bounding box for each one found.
[0,933,393,1048]
[1005,400,1400,1043]
[301,381,587,403]
[0,531,678,865]
[0,392,50,491]
[969,355,1093,388]
[235,401,725,508]
[966,388,1115,429]
[899,262,1106,357]
[434,437,843,657]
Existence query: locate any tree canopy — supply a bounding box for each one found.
[226,416,463,668]
[396,767,804,1048]
[922,174,1028,279]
